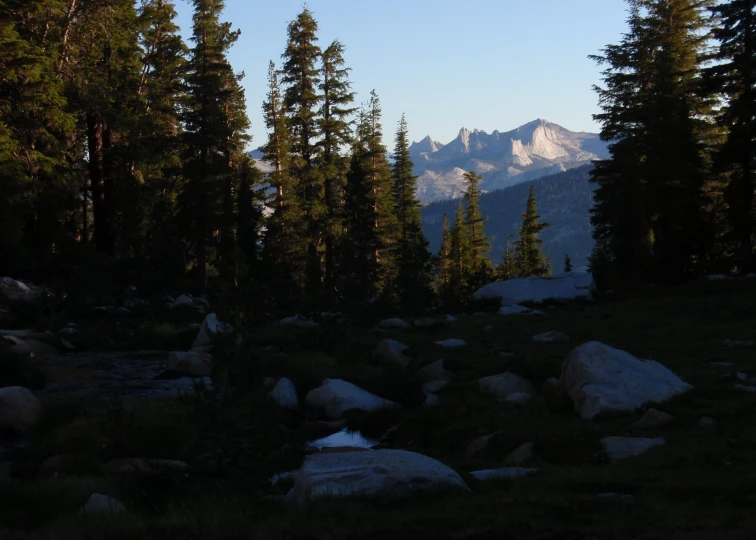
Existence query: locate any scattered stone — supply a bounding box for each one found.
[0,329,37,338]
[706,274,731,281]
[413,318,446,330]
[279,315,319,328]
[561,341,693,420]
[192,313,233,348]
[102,458,189,477]
[465,433,500,459]
[0,386,41,433]
[269,378,299,410]
[79,494,126,516]
[505,392,533,405]
[507,442,534,465]
[379,318,411,330]
[469,468,538,481]
[532,331,569,343]
[57,327,77,336]
[734,384,756,393]
[724,339,755,348]
[474,271,596,305]
[634,409,674,429]
[435,339,467,348]
[373,339,410,368]
[93,306,132,315]
[422,381,449,395]
[423,394,440,407]
[305,379,400,420]
[3,336,58,357]
[601,436,665,462]
[698,416,716,429]
[168,294,194,309]
[446,315,457,323]
[736,372,749,381]
[416,359,452,384]
[59,337,76,351]
[499,305,532,316]
[0,277,42,300]
[166,351,213,377]
[478,372,536,401]
[285,449,468,506]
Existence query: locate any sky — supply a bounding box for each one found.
[172,0,631,150]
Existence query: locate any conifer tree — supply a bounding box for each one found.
[392,114,433,311]
[496,238,517,281]
[445,201,470,302]
[318,39,355,296]
[436,213,452,289]
[513,185,550,277]
[708,0,755,273]
[280,7,324,293]
[461,171,493,288]
[564,253,573,273]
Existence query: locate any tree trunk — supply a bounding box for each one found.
[86,111,107,253]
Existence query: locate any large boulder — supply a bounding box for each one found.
[268,378,299,410]
[167,351,213,377]
[416,360,452,384]
[304,379,400,420]
[561,341,693,420]
[192,313,233,349]
[3,336,58,357]
[286,449,469,506]
[373,339,410,368]
[0,277,41,301]
[168,294,195,309]
[79,494,126,515]
[478,372,536,401]
[474,271,596,305]
[0,386,41,433]
[279,315,319,328]
[379,318,411,330]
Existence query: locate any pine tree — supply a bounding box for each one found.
[182,0,247,288]
[513,185,550,277]
[436,213,452,290]
[461,171,493,288]
[341,92,398,305]
[708,0,755,273]
[280,7,324,293]
[318,39,355,297]
[496,238,517,281]
[564,253,573,273]
[392,114,432,311]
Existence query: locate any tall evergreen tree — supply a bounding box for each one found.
[280,7,324,293]
[496,237,517,281]
[564,253,573,273]
[182,0,248,288]
[513,185,550,277]
[392,114,432,311]
[708,0,755,273]
[461,171,493,288]
[318,39,355,297]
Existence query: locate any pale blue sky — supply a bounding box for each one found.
[172,0,630,150]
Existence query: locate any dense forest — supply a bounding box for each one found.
[1,0,754,313]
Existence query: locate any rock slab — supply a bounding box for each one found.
[474,271,596,305]
[0,386,41,433]
[286,449,468,506]
[479,372,536,401]
[601,436,665,462]
[167,351,213,377]
[561,341,693,420]
[305,379,400,420]
[269,378,299,410]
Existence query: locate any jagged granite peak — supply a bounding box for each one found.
[409,135,445,156]
[409,119,608,203]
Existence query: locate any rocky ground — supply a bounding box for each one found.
[1,275,756,539]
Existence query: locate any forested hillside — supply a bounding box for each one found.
[422,165,596,267]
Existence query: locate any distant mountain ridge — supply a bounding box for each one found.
[421,164,597,267]
[411,119,608,203]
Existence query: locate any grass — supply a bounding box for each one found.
[2,280,756,538]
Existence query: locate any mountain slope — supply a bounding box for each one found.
[421,164,596,267]
[412,119,607,203]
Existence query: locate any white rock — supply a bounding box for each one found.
[192,313,233,348]
[561,341,693,420]
[286,449,468,506]
[0,386,41,433]
[379,318,410,330]
[499,305,532,316]
[373,339,410,368]
[79,493,126,515]
[423,394,440,407]
[168,294,194,309]
[435,339,467,348]
[474,272,596,305]
[601,436,665,462]
[478,372,536,401]
[446,315,457,322]
[3,336,58,357]
[59,337,76,351]
[279,315,319,328]
[465,432,500,459]
[505,392,533,405]
[304,379,400,420]
[734,384,756,393]
[532,331,569,343]
[634,408,674,429]
[469,468,538,481]
[269,378,299,410]
[416,360,452,384]
[0,277,40,300]
[0,329,37,337]
[422,381,449,395]
[167,351,213,377]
